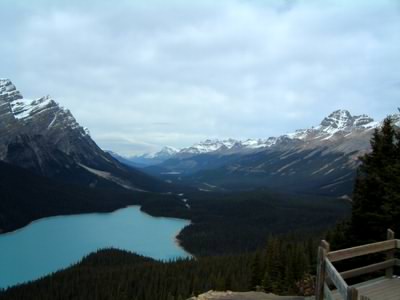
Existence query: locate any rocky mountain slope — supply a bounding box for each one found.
[0,79,165,192]
[0,160,145,233]
[134,110,400,197]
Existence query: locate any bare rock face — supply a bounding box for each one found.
[0,79,163,192]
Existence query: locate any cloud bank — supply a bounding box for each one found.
[1,0,400,155]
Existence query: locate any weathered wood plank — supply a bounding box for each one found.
[386,229,395,278]
[323,283,335,300]
[316,245,327,300]
[340,259,397,280]
[387,229,395,239]
[321,240,330,252]
[325,258,348,299]
[327,240,396,262]
[396,258,400,266]
[346,287,358,300]
[357,277,400,299]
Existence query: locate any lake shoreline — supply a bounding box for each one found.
[0,204,192,237]
[0,204,194,258]
[0,206,191,288]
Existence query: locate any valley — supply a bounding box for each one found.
[2,1,399,299]
[0,79,396,299]
[118,110,400,197]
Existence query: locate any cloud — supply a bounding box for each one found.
[1,0,400,155]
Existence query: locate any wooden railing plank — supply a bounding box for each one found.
[325,258,348,299]
[347,287,358,300]
[327,240,396,262]
[316,242,329,300]
[316,231,398,299]
[386,229,395,278]
[340,259,397,279]
[323,283,334,300]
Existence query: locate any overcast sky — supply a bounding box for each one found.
[1,0,400,155]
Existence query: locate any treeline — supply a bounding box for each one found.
[0,236,318,300]
[250,236,317,295]
[0,160,170,233]
[142,191,350,256]
[328,117,400,249]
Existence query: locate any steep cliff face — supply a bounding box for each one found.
[0,79,164,191]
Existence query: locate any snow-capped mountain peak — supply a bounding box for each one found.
[115,108,400,167]
[0,79,90,143]
[10,96,55,120]
[180,139,239,154]
[319,109,375,131]
[285,110,378,142]
[158,146,178,155]
[0,78,23,103]
[240,137,278,149]
[144,146,179,159]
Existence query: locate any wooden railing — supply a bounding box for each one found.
[316,229,399,300]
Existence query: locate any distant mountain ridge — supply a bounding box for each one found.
[0,79,165,192]
[124,109,392,163]
[108,146,179,167]
[117,109,399,197]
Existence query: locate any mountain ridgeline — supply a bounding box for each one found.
[0,79,181,234]
[0,79,165,192]
[0,79,358,299]
[121,110,400,197]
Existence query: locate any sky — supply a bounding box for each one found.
[1,0,400,155]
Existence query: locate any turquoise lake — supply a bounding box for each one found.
[0,206,190,289]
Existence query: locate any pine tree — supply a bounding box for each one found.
[350,117,400,244]
[250,253,262,290]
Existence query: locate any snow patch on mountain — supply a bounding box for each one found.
[0,79,23,102]
[241,137,278,149]
[143,146,179,159]
[285,109,378,141]
[78,164,146,191]
[10,96,55,120]
[180,139,238,154]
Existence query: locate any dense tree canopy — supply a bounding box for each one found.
[329,117,400,248]
[351,117,400,244]
[0,237,318,300]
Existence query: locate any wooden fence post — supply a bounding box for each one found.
[386,229,395,278]
[347,286,358,300]
[316,240,330,300]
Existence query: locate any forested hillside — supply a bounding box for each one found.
[0,237,318,300]
[0,160,164,233]
[141,191,350,256]
[328,117,400,249]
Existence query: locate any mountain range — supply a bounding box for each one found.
[0,79,165,192]
[2,77,399,199]
[114,146,179,167]
[115,109,400,197]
